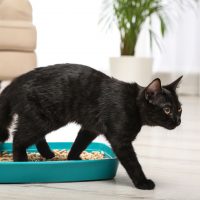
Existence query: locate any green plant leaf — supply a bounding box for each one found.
[158,14,167,37]
[99,0,199,55]
[98,0,114,31]
[149,29,163,52]
[149,16,153,51]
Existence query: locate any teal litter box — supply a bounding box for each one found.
[0,142,119,183]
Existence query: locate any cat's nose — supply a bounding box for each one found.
[176,117,181,125]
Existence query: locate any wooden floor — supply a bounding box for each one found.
[0,96,200,200]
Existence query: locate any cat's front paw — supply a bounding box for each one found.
[44,151,55,159]
[135,179,155,190]
[67,154,81,160]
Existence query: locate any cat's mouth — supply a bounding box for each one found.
[166,126,177,130]
[162,122,180,130]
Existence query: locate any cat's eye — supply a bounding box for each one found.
[178,107,182,112]
[163,107,171,115]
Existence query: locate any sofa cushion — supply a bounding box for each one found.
[0,0,32,21]
[0,51,36,79]
[0,20,36,51]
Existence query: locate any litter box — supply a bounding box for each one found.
[0,142,119,183]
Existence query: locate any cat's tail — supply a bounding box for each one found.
[0,95,12,143]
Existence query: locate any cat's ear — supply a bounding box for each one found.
[166,76,183,91]
[145,78,162,102]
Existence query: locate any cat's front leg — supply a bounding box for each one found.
[109,139,155,190]
[36,138,55,159]
[68,129,99,160]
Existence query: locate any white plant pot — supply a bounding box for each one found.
[109,56,153,86]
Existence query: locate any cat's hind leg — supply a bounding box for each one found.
[13,138,28,162]
[13,116,52,162]
[68,129,99,160]
[13,132,31,162]
[36,138,55,159]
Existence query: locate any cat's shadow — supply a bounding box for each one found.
[110,174,133,187]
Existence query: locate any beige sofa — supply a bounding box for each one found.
[0,0,37,80]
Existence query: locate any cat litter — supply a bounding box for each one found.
[0,149,105,162]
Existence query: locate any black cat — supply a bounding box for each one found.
[0,64,182,190]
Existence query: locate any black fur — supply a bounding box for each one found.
[0,63,182,190]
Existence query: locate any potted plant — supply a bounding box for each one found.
[99,0,198,85]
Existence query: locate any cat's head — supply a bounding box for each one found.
[139,76,183,130]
